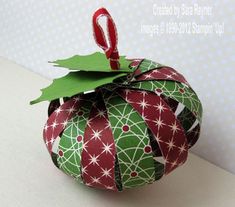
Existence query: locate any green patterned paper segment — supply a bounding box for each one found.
[57,99,93,182]
[103,90,155,189]
[137,59,165,73]
[114,156,123,191]
[177,107,196,132]
[130,80,203,123]
[153,160,164,181]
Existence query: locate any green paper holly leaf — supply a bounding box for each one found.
[30,71,127,105]
[52,52,132,73]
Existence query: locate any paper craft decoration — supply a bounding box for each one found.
[31,8,202,191]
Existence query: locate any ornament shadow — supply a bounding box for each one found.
[64,153,230,207]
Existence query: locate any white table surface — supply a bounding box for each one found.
[1,57,235,207]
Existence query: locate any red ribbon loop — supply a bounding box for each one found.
[93,7,120,70]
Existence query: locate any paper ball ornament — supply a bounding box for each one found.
[31,8,202,191]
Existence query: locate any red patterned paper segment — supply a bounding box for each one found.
[81,97,117,191]
[129,59,143,67]
[134,67,190,87]
[129,59,143,71]
[43,97,81,154]
[117,89,188,174]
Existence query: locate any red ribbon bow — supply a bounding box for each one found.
[92,7,120,70]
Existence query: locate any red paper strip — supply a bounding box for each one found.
[81,98,117,190]
[43,97,81,154]
[117,89,188,174]
[135,67,190,86]
[129,59,143,68]
[93,8,119,70]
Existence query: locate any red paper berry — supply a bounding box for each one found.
[122,125,130,132]
[155,88,162,94]
[77,135,83,142]
[179,88,185,94]
[130,171,138,177]
[77,111,83,116]
[144,145,152,154]
[58,150,64,157]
